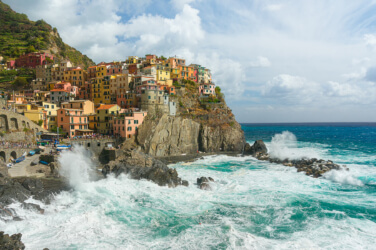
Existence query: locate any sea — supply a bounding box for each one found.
[1,123,376,249]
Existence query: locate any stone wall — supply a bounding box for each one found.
[70,139,119,155]
[0,109,47,135]
[0,148,29,163]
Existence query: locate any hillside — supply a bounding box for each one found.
[136,81,245,157]
[0,0,95,68]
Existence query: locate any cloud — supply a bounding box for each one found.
[364,34,376,49]
[264,4,283,12]
[4,0,376,122]
[249,56,271,67]
[171,0,195,10]
[262,74,376,106]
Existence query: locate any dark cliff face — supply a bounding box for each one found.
[136,87,245,157]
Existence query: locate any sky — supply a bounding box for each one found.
[4,0,376,123]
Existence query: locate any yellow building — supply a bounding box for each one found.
[170,68,180,79]
[24,110,47,130]
[43,102,59,130]
[63,67,87,87]
[110,74,132,101]
[156,65,171,81]
[96,104,120,134]
[127,56,138,64]
[92,76,111,105]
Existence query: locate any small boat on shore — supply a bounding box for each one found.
[57,145,71,151]
[13,155,25,163]
[39,160,49,165]
[28,150,36,156]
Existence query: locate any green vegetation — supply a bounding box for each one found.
[11,77,28,90]
[0,1,95,68]
[0,68,35,84]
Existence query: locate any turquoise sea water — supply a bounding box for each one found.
[1,123,376,249]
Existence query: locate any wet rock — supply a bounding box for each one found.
[197,176,214,190]
[103,150,188,187]
[21,202,44,214]
[22,178,43,193]
[243,140,268,156]
[250,139,346,178]
[0,231,25,250]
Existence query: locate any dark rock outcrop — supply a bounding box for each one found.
[102,150,188,187]
[197,176,214,190]
[250,140,347,178]
[243,140,268,156]
[0,231,25,250]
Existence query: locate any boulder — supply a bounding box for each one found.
[197,176,214,190]
[21,178,44,194]
[243,140,268,156]
[103,150,189,188]
[0,232,25,250]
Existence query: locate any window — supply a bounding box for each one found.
[61,117,63,121]
[127,127,132,131]
[134,120,138,124]
[71,125,74,129]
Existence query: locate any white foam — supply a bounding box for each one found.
[1,152,375,249]
[58,145,97,190]
[323,169,364,186]
[267,131,323,160]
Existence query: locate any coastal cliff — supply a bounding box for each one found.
[136,84,245,157]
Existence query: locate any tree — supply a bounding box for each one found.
[11,77,28,90]
[215,86,221,95]
[26,45,37,53]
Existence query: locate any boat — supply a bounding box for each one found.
[34,148,42,154]
[39,160,49,165]
[56,145,71,151]
[6,163,13,168]
[13,155,25,163]
[28,150,36,156]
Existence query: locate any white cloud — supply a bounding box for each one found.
[171,0,195,10]
[4,0,376,122]
[264,4,283,12]
[249,56,271,67]
[364,34,376,49]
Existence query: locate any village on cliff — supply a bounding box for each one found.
[1,52,218,139]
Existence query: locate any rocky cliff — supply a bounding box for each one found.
[136,84,245,157]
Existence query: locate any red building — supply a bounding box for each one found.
[15,52,54,69]
[7,60,16,69]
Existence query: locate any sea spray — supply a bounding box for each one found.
[268,131,322,160]
[58,146,97,189]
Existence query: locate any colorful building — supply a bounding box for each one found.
[112,110,147,138]
[96,104,121,135]
[57,108,91,138]
[199,83,216,96]
[15,52,54,68]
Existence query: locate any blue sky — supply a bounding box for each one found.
[4,0,376,122]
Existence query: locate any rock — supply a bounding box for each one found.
[137,112,245,157]
[250,139,345,179]
[0,231,25,250]
[197,176,214,190]
[21,202,44,214]
[103,150,188,187]
[21,178,44,193]
[243,140,268,156]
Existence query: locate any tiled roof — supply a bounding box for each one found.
[97,104,116,110]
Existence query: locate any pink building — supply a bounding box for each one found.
[135,80,158,94]
[54,81,79,96]
[7,60,16,69]
[57,108,91,138]
[112,110,147,138]
[15,52,54,68]
[199,83,216,96]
